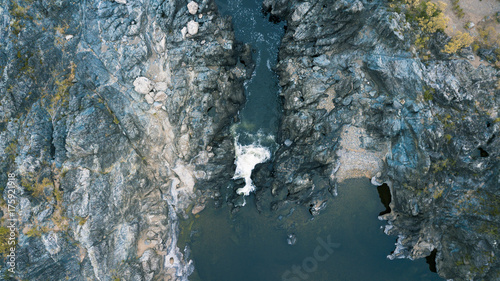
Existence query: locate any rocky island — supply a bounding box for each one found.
[0,0,499,280]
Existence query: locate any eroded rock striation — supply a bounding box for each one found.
[1,0,499,280]
[256,0,500,280]
[0,0,249,280]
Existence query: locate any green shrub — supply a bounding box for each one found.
[0,227,11,257]
[26,227,44,238]
[4,141,18,161]
[75,216,88,226]
[443,31,474,54]
[22,177,53,198]
[423,87,435,101]
[416,1,449,34]
[389,0,449,50]
[451,0,465,18]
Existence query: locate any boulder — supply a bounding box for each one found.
[133,77,153,95]
[154,91,167,102]
[181,26,187,38]
[153,102,162,109]
[187,20,199,35]
[145,94,154,104]
[187,1,198,15]
[154,81,168,92]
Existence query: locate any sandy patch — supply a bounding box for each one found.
[137,236,161,257]
[434,0,500,67]
[317,84,336,111]
[441,0,500,33]
[335,126,389,182]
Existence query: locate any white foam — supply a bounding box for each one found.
[233,142,271,196]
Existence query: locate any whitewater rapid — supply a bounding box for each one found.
[233,142,271,196]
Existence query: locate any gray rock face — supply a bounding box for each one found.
[2,0,499,280]
[258,0,500,280]
[0,0,247,280]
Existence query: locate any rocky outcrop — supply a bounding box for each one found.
[0,0,247,280]
[258,0,500,280]
[2,0,499,280]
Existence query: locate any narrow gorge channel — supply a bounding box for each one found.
[178,0,443,280]
[224,0,284,198]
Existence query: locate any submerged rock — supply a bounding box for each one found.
[287,233,297,245]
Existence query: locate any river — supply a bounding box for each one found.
[178,0,443,280]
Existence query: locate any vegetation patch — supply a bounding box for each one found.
[20,171,69,236]
[74,216,88,226]
[25,226,47,238]
[42,61,76,116]
[53,61,76,104]
[0,227,12,257]
[388,0,480,56]
[423,86,435,101]
[4,140,18,162]
[21,177,54,198]
[475,26,500,66]
[450,0,464,19]
[431,158,456,172]
[443,31,474,53]
[8,0,34,37]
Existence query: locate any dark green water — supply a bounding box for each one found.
[220,0,284,147]
[180,179,442,281]
[221,0,284,196]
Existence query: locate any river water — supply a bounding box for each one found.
[224,0,284,197]
[178,1,443,280]
[180,179,441,280]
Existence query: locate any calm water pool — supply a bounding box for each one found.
[222,0,284,197]
[179,178,442,281]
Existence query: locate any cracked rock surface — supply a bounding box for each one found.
[254,0,500,280]
[1,0,500,280]
[0,0,249,280]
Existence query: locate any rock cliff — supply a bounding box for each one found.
[1,0,499,280]
[0,0,248,280]
[257,0,500,280]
